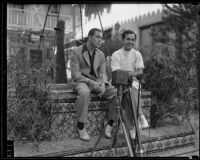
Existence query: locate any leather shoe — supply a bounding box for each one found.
[129,129,136,140]
[78,128,90,141]
[105,125,113,138]
[138,120,142,129]
[139,114,149,129]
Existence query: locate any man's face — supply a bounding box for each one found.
[89,31,103,48]
[123,34,136,51]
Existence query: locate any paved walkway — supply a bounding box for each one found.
[14,120,198,157]
[148,145,199,157]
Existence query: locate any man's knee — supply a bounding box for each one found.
[110,87,117,95]
[78,88,90,98]
[106,87,117,100]
[131,86,138,92]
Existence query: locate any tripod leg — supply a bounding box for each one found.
[116,106,135,157]
[111,117,120,156]
[129,88,143,157]
[90,120,109,157]
[111,114,119,148]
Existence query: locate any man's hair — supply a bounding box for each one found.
[121,30,137,40]
[88,28,102,37]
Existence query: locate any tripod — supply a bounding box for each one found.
[91,78,143,157]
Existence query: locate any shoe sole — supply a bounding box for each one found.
[104,133,112,139]
[77,128,90,141]
[141,126,149,130]
[79,137,90,141]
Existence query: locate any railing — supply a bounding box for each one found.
[7,8,73,33]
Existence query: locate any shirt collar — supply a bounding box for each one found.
[82,44,97,54]
[123,47,132,52]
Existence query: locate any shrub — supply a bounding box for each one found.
[143,42,198,126]
[7,52,53,142]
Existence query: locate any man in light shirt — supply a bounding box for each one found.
[111,29,149,140]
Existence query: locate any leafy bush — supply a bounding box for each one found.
[7,52,53,142]
[142,4,199,126]
[7,87,52,141]
[143,41,198,126]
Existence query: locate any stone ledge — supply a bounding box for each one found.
[48,83,152,138]
[47,83,152,106]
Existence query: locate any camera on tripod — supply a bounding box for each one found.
[109,70,144,157]
[92,70,144,157]
[111,70,131,87]
[112,69,143,88]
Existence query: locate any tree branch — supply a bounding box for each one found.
[164,4,182,15]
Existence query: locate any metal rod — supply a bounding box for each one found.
[56,4,61,25]
[131,83,143,157]
[30,4,51,69]
[90,120,109,157]
[38,4,51,51]
[47,4,61,69]
[137,80,141,118]
[117,106,134,157]
[79,4,83,39]
[95,5,104,32]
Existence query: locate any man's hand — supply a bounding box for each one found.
[128,71,143,81]
[98,83,105,96]
[136,74,143,81]
[88,80,104,94]
[128,71,137,81]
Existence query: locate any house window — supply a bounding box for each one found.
[50,5,59,14]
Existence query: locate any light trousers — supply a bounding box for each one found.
[72,82,117,123]
[121,86,143,130]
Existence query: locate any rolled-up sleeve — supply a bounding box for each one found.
[111,52,121,71]
[135,51,144,69]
